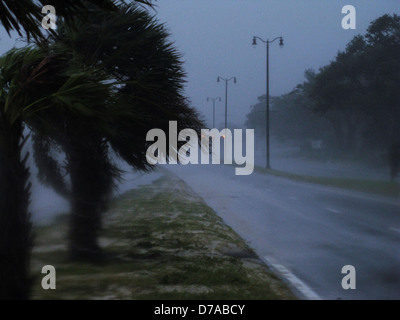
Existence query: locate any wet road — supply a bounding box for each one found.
[167,164,400,300]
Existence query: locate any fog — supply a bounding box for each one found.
[154,0,399,127]
[0,1,397,223]
[1,1,399,300]
[1,1,398,126]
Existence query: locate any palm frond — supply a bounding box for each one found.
[0,0,155,40]
[46,2,204,170]
[32,132,71,198]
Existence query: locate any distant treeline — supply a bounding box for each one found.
[246,14,400,165]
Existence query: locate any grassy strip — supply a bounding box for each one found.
[30,173,296,300]
[255,166,400,198]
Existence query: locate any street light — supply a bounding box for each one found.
[253,35,283,169]
[207,97,222,128]
[217,76,236,130]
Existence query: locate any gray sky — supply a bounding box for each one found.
[154,0,399,127]
[0,1,399,128]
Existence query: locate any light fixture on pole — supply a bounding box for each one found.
[207,97,222,128]
[252,35,283,169]
[217,76,237,130]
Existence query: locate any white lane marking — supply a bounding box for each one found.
[255,167,400,208]
[263,256,321,300]
[288,196,298,201]
[325,208,342,214]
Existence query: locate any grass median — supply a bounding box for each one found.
[255,166,400,198]
[30,172,296,300]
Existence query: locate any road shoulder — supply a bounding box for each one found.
[31,171,296,300]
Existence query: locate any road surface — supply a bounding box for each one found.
[255,139,390,181]
[166,163,400,300]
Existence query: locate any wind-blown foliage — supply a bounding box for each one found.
[0,44,116,298]
[0,0,154,40]
[306,14,400,157]
[30,3,203,260]
[0,0,162,299]
[44,2,203,170]
[247,14,400,169]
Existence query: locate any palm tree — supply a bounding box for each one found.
[0,0,154,40]
[0,45,116,298]
[0,0,157,299]
[31,3,204,261]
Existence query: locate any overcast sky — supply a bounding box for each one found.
[0,1,399,128]
[155,0,399,127]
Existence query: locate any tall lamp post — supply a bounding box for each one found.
[217,76,236,129]
[252,35,283,169]
[207,97,221,128]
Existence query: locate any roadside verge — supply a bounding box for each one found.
[255,166,400,198]
[31,172,296,300]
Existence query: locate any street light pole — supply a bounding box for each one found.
[253,35,283,169]
[207,97,221,128]
[214,98,217,128]
[224,79,228,129]
[217,76,236,129]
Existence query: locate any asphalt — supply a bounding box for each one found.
[166,163,400,300]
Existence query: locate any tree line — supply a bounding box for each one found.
[246,14,400,179]
[0,0,203,299]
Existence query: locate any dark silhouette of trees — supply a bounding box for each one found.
[245,73,330,151]
[247,14,400,174]
[307,14,400,160]
[0,45,114,299]
[31,3,203,261]
[0,0,154,40]
[305,35,370,153]
[0,0,202,298]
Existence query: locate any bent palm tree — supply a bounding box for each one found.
[0,45,115,298]
[0,0,154,40]
[0,0,158,299]
[32,3,203,261]
[0,0,155,300]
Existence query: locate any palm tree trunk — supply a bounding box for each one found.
[68,196,103,262]
[0,114,33,299]
[67,138,113,262]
